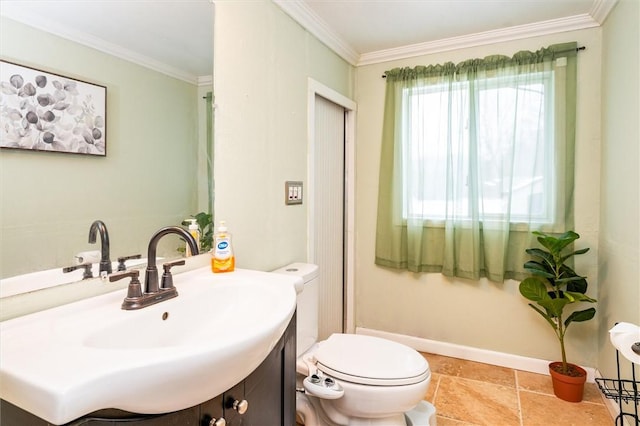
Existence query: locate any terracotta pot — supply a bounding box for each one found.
[548,361,587,402]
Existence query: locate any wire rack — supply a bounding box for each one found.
[595,348,639,426]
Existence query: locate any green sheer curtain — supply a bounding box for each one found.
[375,42,578,282]
[205,91,214,218]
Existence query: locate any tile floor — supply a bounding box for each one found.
[420,352,615,425]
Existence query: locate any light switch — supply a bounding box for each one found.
[285,181,303,205]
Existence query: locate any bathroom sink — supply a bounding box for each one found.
[83,279,275,349]
[0,267,299,425]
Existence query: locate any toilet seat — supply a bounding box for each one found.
[315,334,430,386]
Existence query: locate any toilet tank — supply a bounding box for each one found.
[271,263,319,356]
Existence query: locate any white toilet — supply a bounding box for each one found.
[272,263,436,426]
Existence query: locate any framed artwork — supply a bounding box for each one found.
[0,60,107,156]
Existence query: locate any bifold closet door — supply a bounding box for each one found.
[313,94,346,340]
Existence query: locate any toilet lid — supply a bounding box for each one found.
[315,334,430,386]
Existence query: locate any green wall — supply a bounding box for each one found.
[355,27,603,367]
[0,17,199,278]
[213,0,354,271]
[598,0,640,380]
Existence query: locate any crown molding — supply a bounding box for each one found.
[590,0,619,24]
[272,0,360,66]
[0,13,201,85]
[198,75,213,87]
[274,0,617,67]
[358,13,600,66]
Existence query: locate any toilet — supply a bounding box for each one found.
[272,263,436,426]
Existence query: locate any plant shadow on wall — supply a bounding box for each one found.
[519,230,596,403]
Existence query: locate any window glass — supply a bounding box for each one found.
[401,71,555,224]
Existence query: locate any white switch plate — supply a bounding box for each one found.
[285,181,303,205]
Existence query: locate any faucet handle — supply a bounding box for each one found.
[160,259,186,290]
[117,253,142,271]
[109,270,143,299]
[62,263,93,280]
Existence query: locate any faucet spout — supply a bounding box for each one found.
[88,220,112,274]
[145,226,199,294]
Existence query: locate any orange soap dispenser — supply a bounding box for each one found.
[212,220,235,273]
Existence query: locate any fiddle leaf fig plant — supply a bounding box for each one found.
[192,212,214,252]
[519,230,596,375]
[179,212,214,253]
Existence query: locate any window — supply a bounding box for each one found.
[401,70,555,225]
[375,42,577,280]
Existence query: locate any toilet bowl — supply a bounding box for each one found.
[272,263,436,426]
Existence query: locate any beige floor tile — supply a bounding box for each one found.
[517,370,607,404]
[520,390,613,426]
[421,353,516,388]
[421,353,465,376]
[297,353,616,426]
[423,373,440,403]
[434,375,520,426]
[582,382,607,404]
[517,370,555,395]
[435,415,480,425]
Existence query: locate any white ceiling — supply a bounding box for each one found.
[0,0,214,84]
[0,0,616,82]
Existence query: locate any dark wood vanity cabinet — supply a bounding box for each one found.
[1,313,296,426]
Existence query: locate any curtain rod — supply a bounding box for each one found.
[381,46,586,78]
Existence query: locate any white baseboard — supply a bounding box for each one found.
[355,327,598,383]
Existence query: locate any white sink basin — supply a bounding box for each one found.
[0,267,299,425]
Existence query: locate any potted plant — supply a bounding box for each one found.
[519,230,596,402]
[180,212,214,253]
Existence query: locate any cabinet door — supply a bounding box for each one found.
[243,347,282,425]
[222,381,246,425]
[199,393,224,426]
[243,312,296,426]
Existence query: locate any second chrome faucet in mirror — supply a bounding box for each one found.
[88,220,111,275]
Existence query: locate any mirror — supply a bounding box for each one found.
[0,1,213,297]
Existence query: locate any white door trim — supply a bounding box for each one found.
[307,78,357,334]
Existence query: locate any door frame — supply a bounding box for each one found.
[307,78,356,334]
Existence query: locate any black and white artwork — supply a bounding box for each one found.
[0,60,107,156]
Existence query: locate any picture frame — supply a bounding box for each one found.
[0,60,107,156]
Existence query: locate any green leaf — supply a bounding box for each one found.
[194,212,213,230]
[559,247,589,264]
[533,230,580,256]
[523,261,554,279]
[519,277,551,302]
[537,297,569,318]
[552,231,580,253]
[532,232,557,252]
[566,276,588,294]
[564,307,596,327]
[563,291,597,303]
[526,248,554,264]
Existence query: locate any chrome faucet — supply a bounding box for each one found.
[110,226,199,310]
[88,220,111,274]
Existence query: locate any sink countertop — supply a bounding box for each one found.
[0,267,300,425]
